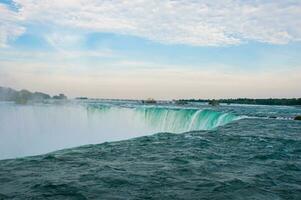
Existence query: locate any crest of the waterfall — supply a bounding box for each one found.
[133,107,239,133]
[87,105,239,133]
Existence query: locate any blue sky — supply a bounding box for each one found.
[0,0,301,99]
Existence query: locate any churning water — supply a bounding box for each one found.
[0,100,300,199]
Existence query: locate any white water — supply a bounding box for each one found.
[0,102,239,159]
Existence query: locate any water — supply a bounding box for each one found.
[0,101,241,160]
[0,100,300,199]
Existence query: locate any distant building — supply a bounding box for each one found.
[141,98,157,104]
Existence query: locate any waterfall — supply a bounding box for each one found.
[133,107,239,133]
[0,102,240,159]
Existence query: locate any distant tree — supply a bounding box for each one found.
[76,97,88,100]
[33,92,51,101]
[53,93,67,100]
[174,99,188,105]
[14,90,32,104]
[177,98,301,106]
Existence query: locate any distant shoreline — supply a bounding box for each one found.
[177,98,301,106]
[1,86,300,106]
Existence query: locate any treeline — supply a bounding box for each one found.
[0,86,67,104]
[179,98,301,106]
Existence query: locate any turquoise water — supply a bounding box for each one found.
[0,100,300,199]
[134,107,240,132]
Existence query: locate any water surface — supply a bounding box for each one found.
[0,100,300,199]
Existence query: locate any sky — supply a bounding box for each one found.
[0,0,301,99]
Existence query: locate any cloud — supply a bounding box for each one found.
[0,3,25,47]
[0,0,298,47]
[0,49,114,61]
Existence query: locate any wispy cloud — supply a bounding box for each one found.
[1,0,301,47]
[0,3,25,47]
